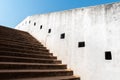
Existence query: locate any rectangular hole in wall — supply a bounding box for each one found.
[105,51,112,60]
[60,33,65,39]
[29,21,31,24]
[40,25,42,29]
[34,22,36,26]
[48,29,51,33]
[78,42,85,47]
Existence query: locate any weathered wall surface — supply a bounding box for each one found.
[16,2,120,80]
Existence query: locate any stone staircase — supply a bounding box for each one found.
[0,26,80,80]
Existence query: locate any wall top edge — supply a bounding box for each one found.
[29,2,120,17]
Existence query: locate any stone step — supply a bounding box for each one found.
[0,43,46,50]
[13,76,80,80]
[0,32,23,36]
[0,50,53,56]
[15,33,41,44]
[0,46,50,54]
[0,62,67,70]
[0,33,38,43]
[0,30,38,42]
[0,56,61,64]
[0,34,30,42]
[0,36,40,45]
[0,69,73,79]
[0,44,48,52]
[0,51,55,59]
[0,31,29,37]
[0,38,43,47]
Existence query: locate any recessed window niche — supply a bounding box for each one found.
[78,42,85,48]
[48,29,51,33]
[40,25,42,29]
[60,33,65,39]
[105,51,112,60]
[29,21,31,24]
[34,22,36,26]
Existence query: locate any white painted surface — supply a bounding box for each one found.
[16,2,120,80]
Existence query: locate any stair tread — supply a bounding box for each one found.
[0,37,42,44]
[0,51,53,56]
[0,47,49,53]
[13,76,80,80]
[0,46,48,51]
[0,42,44,47]
[0,62,66,70]
[0,50,53,55]
[0,39,43,47]
[0,40,45,49]
[0,62,65,65]
[0,56,58,61]
[0,69,72,72]
[0,53,54,58]
[0,56,61,64]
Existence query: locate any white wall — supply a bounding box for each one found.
[16,2,120,80]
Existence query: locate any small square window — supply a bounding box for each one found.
[48,29,51,33]
[34,22,36,26]
[105,51,112,60]
[40,25,42,29]
[60,33,65,39]
[29,21,31,24]
[78,42,85,47]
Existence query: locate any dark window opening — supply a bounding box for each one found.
[40,25,42,29]
[34,22,36,26]
[105,51,112,60]
[60,33,65,39]
[29,21,31,24]
[48,29,51,33]
[78,42,85,47]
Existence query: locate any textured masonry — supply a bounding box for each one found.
[16,2,120,80]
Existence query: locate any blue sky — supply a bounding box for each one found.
[0,0,119,28]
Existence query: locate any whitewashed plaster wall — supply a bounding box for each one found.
[16,2,120,80]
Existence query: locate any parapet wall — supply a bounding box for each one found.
[16,2,120,80]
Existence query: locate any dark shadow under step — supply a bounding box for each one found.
[0,62,67,70]
[0,56,61,64]
[0,69,73,79]
[0,51,55,59]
